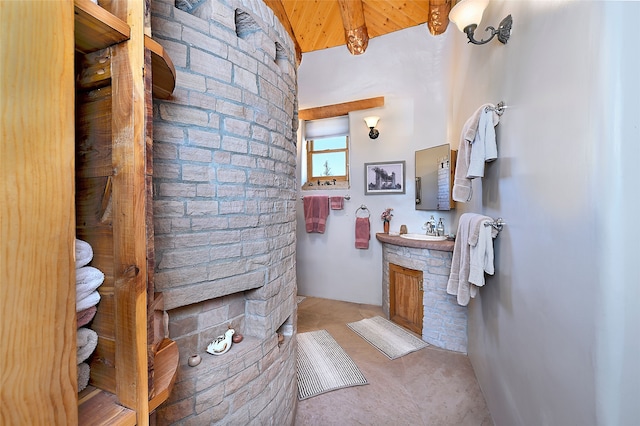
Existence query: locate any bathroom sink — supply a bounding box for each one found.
[400,233,447,241]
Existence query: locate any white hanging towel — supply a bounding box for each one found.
[467,108,498,178]
[447,213,497,306]
[452,104,500,202]
[468,217,499,295]
[447,214,474,306]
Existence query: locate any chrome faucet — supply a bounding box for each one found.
[423,215,437,236]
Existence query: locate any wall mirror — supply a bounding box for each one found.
[415,144,455,211]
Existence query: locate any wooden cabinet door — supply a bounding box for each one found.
[389,264,424,335]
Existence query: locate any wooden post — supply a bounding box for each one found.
[109,0,150,423]
[0,1,77,423]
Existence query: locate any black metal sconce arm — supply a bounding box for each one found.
[464,14,512,45]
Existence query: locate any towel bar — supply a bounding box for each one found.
[301,194,351,200]
[484,218,506,231]
[485,101,508,116]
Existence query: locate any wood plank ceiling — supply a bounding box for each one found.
[265,0,452,60]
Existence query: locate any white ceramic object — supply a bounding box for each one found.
[206,329,235,356]
[188,354,201,367]
[399,233,447,242]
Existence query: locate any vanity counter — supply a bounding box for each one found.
[375,233,454,252]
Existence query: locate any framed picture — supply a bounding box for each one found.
[364,161,406,195]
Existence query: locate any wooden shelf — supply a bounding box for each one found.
[145,35,177,99]
[148,339,179,412]
[74,0,130,53]
[78,387,136,426]
[74,1,175,98]
[74,2,177,423]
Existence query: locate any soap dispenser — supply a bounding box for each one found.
[425,215,436,235]
[436,218,445,237]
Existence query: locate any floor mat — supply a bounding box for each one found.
[347,316,429,360]
[296,329,368,400]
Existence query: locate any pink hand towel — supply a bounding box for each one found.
[355,217,370,249]
[303,196,329,233]
[330,196,344,210]
[77,306,97,328]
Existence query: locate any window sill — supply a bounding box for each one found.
[302,181,350,190]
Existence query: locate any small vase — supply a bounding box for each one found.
[383,221,390,233]
[188,354,201,367]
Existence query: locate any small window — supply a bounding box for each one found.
[302,116,350,189]
[306,135,349,182]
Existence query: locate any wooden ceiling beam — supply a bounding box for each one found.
[337,0,369,55]
[299,97,384,121]
[271,0,450,55]
[427,0,452,36]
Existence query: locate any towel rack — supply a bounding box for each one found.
[355,204,370,218]
[485,101,508,116]
[301,194,351,200]
[484,218,506,232]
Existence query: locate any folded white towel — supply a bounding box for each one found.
[77,327,98,364]
[76,266,104,301]
[76,291,101,312]
[77,362,90,392]
[75,239,93,269]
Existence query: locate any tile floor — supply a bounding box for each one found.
[294,297,493,426]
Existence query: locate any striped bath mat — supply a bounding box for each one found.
[296,330,368,400]
[347,316,428,360]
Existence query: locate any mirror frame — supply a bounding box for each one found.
[415,144,456,211]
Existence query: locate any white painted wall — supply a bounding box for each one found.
[296,25,457,305]
[297,0,640,423]
[454,1,640,424]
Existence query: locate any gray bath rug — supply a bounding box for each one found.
[296,330,368,400]
[296,296,306,304]
[347,316,429,360]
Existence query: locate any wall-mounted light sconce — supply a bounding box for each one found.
[449,0,512,45]
[364,116,380,139]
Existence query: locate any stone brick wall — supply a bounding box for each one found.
[150,0,298,423]
[382,244,468,353]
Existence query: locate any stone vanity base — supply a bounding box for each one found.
[378,234,468,353]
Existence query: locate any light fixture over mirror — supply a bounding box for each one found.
[364,116,380,139]
[449,0,512,45]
